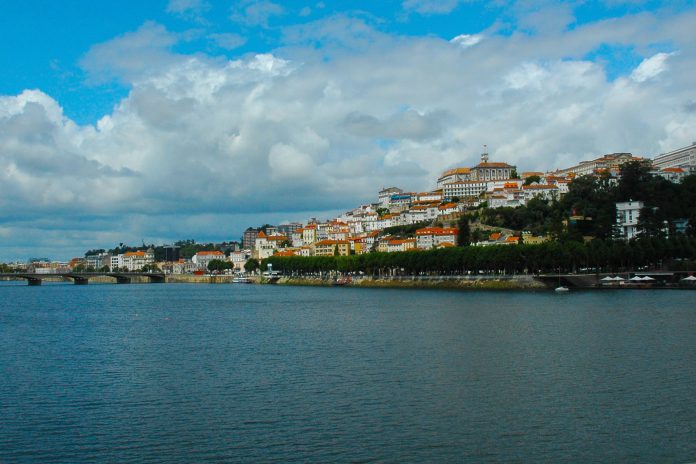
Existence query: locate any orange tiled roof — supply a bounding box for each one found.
[314,239,349,246]
[388,238,416,245]
[124,251,147,257]
[440,167,471,177]
[416,227,458,236]
[475,162,513,168]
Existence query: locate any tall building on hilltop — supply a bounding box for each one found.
[551,153,643,177]
[652,142,696,170]
[438,148,516,199]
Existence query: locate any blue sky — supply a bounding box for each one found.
[1,0,695,260]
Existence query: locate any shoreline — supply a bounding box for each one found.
[266,275,548,290]
[3,273,694,291]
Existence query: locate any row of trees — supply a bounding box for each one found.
[262,236,696,276]
[70,263,162,273]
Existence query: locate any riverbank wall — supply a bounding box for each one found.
[270,275,547,290]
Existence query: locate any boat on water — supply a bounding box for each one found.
[555,286,570,292]
[333,276,352,286]
[232,275,251,283]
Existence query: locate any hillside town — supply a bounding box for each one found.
[4,142,695,275]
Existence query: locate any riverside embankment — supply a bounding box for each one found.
[267,275,547,290]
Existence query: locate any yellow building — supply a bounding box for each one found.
[312,239,351,256]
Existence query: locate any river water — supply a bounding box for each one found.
[1,282,695,463]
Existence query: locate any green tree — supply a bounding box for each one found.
[457,216,471,246]
[523,175,541,186]
[0,263,16,273]
[244,258,259,273]
[141,263,161,273]
[207,259,232,272]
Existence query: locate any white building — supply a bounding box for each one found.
[521,184,559,202]
[616,201,644,240]
[121,249,155,271]
[416,227,459,249]
[229,250,249,272]
[253,232,275,260]
[192,251,225,269]
[443,180,488,200]
[656,167,689,183]
[552,153,642,177]
[652,142,696,170]
[110,255,123,270]
[437,168,471,188]
[378,187,403,207]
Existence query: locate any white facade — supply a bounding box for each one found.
[192,251,225,269]
[121,249,155,271]
[378,187,402,207]
[616,201,644,240]
[652,142,696,169]
[416,228,458,249]
[552,153,640,177]
[229,251,249,272]
[437,168,471,188]
[443,180,488,199]
[110,255,123,270]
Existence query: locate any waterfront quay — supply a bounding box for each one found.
[3,271,695,290]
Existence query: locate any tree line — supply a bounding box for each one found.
[262,235,696,276]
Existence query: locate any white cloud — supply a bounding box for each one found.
[80,22,181,84]
[450,34,483,48]
[166,0,210,19]
[268,143,317,179]
[231,1,284,27]
[630,52,675,82]
[403,0,461,15]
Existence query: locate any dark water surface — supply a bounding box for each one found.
[1,283,695,463]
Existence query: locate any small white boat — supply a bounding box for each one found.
[232,276,251,283]
[555,286,570,292]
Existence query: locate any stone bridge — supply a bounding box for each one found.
[0,272,166,285]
